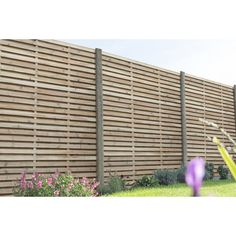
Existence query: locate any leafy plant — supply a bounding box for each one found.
[98,174,125,195]
[98,185,113,195]
[176,166,186,183]
[108,175,125,192]
[217,165,229,179]
[199,118,236,181]
[154,169,177,185]
[213,137,236,180]
[204,162,214,180]
[134,175,158,188]
[14,171,99,197]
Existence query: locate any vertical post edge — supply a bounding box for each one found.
[180,71,187,166]
[95,48,104,186]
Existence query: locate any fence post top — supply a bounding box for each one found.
[95,48,102,53]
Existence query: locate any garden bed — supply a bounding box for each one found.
[106,180,236,197]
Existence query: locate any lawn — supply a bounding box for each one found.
[107,180,236,197]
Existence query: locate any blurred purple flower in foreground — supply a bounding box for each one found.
[185,157,205,197]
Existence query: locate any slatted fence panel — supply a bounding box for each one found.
[185,75,236,171]
[102,54,134,181]
[0,40,97,195]
[102,53,182,181]
[132,63,182,177]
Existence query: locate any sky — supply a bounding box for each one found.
[63,40,236,87]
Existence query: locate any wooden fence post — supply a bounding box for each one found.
[95,48,104,186]
[180,71,188,166]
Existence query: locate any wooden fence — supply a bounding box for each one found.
[0,39,235,195]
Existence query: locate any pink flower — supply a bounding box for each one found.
[67,182,74,191]
[27,181,33,189]
[52,171,59,180]
[47,178,53,186]
[54,190,60,196]
[81,177,89,187]
[37,180,43,189]
[32,174,36,181]
[21,181,27,190]
[20,172,27,190]
[91,182,99,190]
[32,173,39,182]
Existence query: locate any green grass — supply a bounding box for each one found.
[107,180,236,197]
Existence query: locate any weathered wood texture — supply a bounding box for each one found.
[0,39,235,194]
[185,75,236,172]
[95,48,104,185]
[180,71,187,166]
[0,40,97,195]
[102,53,182,181]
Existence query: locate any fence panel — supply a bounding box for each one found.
[102,53,183,181]
[185,74,236,170]
[0,39,235,195]
[0,40,97,195]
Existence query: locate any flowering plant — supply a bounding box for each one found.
[185,157,205,197]
[14,171,99,197]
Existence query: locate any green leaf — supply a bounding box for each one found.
[213,137,236,180]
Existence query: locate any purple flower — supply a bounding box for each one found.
[185,157,205,197]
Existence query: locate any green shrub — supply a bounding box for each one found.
[98,174,125,195]
[108,175,125,192]
[204,162,214,180]
[217,165,229,179]
[98,185,113,195]
[134,175,159,188]
[176,166,186,183]
[154,169,177,185]
[14,172,99,197]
